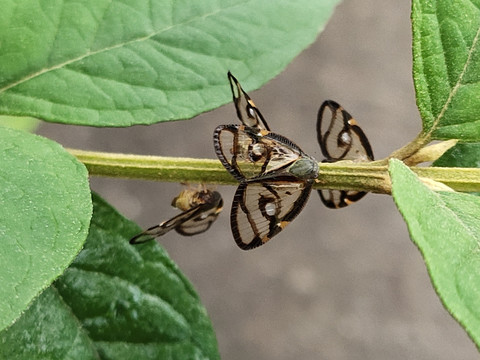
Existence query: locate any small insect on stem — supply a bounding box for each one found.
[129,186,223,244]
[214,73,319,250]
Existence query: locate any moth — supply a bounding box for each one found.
[214,73,318,250]
[316,100,374,208]
[129,187,223,244]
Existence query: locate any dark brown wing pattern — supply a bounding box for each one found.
[213,124,310,182]
[228,71,270,131]
[213,72,319,249]
[231,181,313,250]
[317,100,374,208]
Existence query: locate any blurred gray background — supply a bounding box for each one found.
[38,0,479,359]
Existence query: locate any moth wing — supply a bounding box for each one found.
[175,193,223,236]
[231,180,313,250]
[213,125,304,181]
[317,100,373,161]
[317,100,373,208]
[228,71,270,131]
[130,191,223,243]
[261,132,312,178]
[318,189,368,209]
[129,206,202,244]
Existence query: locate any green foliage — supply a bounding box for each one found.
[390,159,480,346]
[434,142,480,167]
[0,0,339,126]
[412,0,480,141]
[0,127,91,332]
[0,194,219,360]
[0,116,39,132]
[387,0,480,348]
[1,0,480,357]
[0,288,99,360]
[0,0,340,358]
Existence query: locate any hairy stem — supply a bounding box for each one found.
[372,131,429,165]
[69,148,480,194]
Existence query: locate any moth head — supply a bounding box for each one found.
[288,157,319,180]
[172,189,196,211]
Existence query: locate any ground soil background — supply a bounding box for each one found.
[39,1,479,359]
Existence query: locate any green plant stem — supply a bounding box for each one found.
[69,148,480,194]
[372,132,428,165]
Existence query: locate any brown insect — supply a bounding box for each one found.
[129,187,223,244]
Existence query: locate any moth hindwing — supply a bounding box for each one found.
[129,188,223,244]
[317,100,374,209]
[231,180,314,250]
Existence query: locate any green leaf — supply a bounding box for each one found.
[0,193,219,359]
[434,142,480,167]
[0,127,91,331]
[0,116,40,132]
[0,288,98,359]
[0,0,340,127]
[390,159,480,348]
[412,0,480,141]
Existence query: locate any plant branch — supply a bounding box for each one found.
[69,148,480,194]
[373,131,429,165]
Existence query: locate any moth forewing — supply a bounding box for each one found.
[214,124,269,181]
[317,100,374,209]
[129,207,201,244]
[262,138,306,176]
[228,71,270,131]
[231,181,314,250]
[348,125,374,161]
[317,100,374,162]
[318,100,354,160]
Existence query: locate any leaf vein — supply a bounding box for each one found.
[427,17,480,139]
[0,2,243,94]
